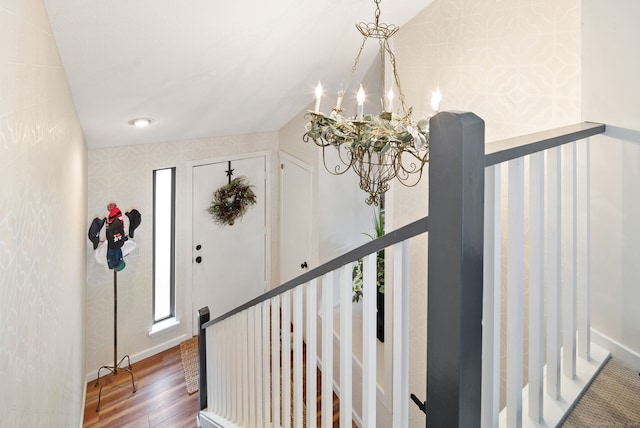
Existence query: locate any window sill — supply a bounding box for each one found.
[149,317,180,337]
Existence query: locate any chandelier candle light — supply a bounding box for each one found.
[303,0,440,205]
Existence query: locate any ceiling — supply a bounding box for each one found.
[43,0,430,149]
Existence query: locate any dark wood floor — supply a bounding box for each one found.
[83,345,198,428]
[83,341,354,427]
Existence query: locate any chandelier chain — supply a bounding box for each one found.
[344,36,369,98]
[384,39,408,115]
[374,0,381,26]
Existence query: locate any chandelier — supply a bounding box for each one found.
[303,0,440,206]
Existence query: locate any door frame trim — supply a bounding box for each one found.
[185,150,272,335]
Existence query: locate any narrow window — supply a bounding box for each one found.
[153,167,176,322]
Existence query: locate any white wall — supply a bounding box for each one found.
[0,0,87,426]
[583,0,640,369]
[85,133,278,378]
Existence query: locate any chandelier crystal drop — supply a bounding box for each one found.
[303,0,434,206]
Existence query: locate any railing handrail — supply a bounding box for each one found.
[202,215,429,328]
[485,122,605,167]
[201,122,606,330]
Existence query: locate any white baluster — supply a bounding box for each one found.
[340,263,353,428]
[321,272,335,428]
[562,142,577,379]
[481,164,501,428]
[507,157,524,428]
[262,301,270,428]
[393,241,409,428]
[255,305,264,428]
[241,311,249,426]
[282,291,292,428]
[225,319,233,420]
[235,315,242,423]
[210,324,219,414]
[293,286,304,428]
[577,138,592,360]
[271,296,281,428]
[306,280,318,428]
[363,253,377,427]
[529,152,545,422]
[546,146,562,399]
[222,322,228,415]
[224,318,231,421]
[248,307,256,427]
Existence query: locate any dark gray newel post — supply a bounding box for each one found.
[427,111,485,427]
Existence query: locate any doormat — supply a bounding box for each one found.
[179,336,199,395]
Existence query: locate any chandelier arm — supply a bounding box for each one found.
[302,132,330,148]
[395,160,426,188]
[394,150,429,186]
[320,142,355,177]
[397,149,428,171]
[336,144,358,173]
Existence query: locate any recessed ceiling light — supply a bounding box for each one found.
[128,117,153,127]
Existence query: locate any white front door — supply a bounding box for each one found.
[192,155,268,326]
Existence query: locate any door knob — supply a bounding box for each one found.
[300,261,308,269]
[195,256,202,263]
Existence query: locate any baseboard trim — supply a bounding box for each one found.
[591,328,640,371]
[85,333,190,382]
[498,342,609,427]
[79,377,87,428]
[199,411,238,428]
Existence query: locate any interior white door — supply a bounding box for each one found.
[192,156,267,324]
[280,154,312,284]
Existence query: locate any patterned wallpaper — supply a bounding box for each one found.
[396,0,581,143]
[0,0,88,426]
[86,134,279,377]
[391,0,581,424]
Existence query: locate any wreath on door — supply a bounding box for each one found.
[208,176,257,226]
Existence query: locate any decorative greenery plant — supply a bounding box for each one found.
[208,176,257,226]
[305,110,429,153]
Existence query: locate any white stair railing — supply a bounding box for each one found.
[197,116,606,428]
[482,123,607,428]
[198,217,427,427]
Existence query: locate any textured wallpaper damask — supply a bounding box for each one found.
[396,0,581,143]
[391,0,581,424]
[0,0,88,426]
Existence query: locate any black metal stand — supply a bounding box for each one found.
[94,270,137,412]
